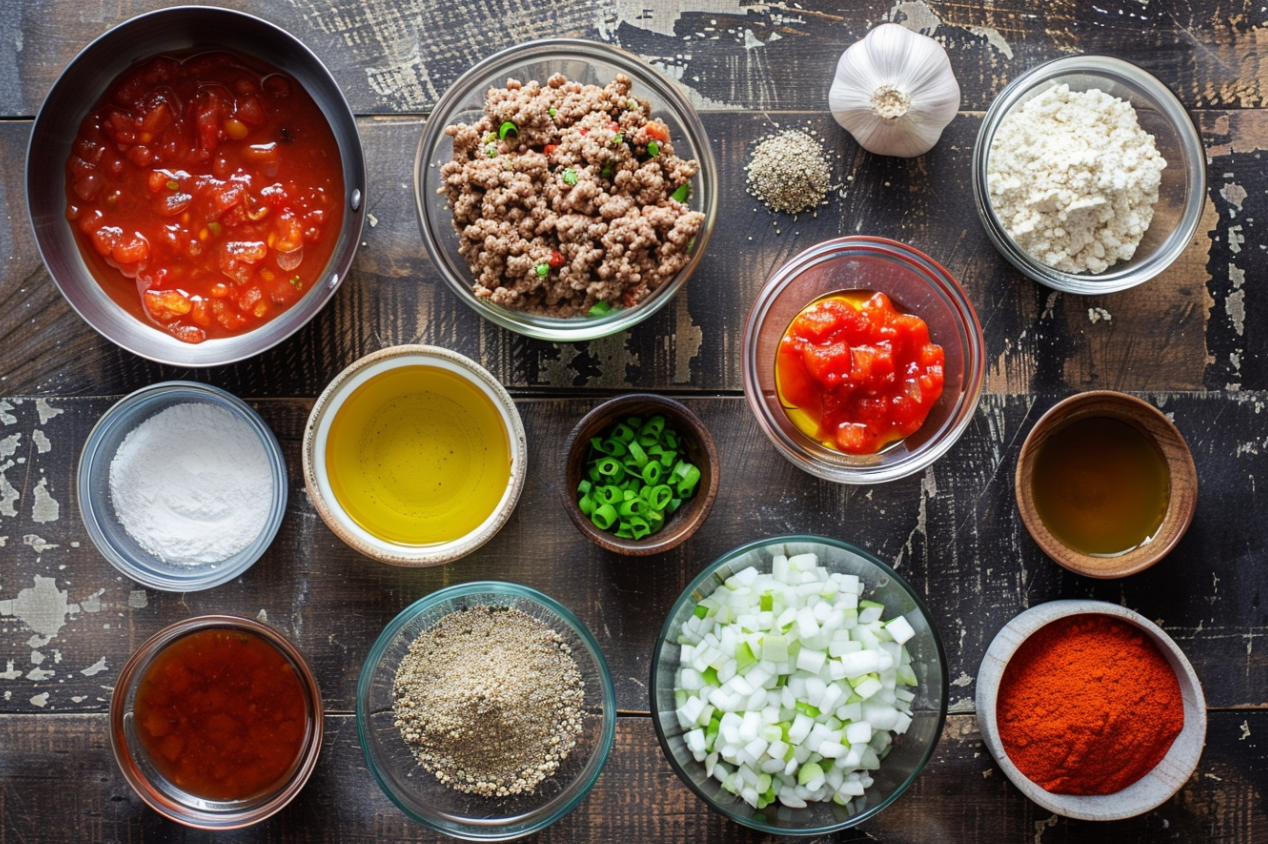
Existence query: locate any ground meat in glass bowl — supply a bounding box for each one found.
[439,73,705,318]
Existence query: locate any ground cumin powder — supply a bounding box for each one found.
[996,614,1184,795]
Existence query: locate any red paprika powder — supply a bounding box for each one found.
[995,614,1184,795]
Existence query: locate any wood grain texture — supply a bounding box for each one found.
[0,111,1229,397]
[2,394,1266,717]
[1,0,1267,117]
[0,712,1263,843]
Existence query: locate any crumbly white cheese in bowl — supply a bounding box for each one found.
[986,83,1167,275]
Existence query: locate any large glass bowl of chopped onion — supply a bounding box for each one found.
[973,55,1205,294]
[650,536,948,834]
[357,581,616,840]
[415,38,718,342]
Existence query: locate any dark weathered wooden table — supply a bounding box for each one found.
[2,1,1265,841]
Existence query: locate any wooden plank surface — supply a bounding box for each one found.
[0,109,1233,397]
[3,0,1267,841]
[3,0,1268,118]
[0,712,1263,843]
[2,394,1266,715]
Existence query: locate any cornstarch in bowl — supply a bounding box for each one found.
[78,381,288,591]
[110,402,273,565]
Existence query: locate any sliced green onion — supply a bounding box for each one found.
[591,503,617,530]
[549,107,557,118]
[498,121,518,140]
[595,457,624,480]
[647,140,660,157]
[562,167,578,186]
[600,162,615,179]
[536,263,549,277]
[618,498,647,517]
[671,182,690,203]
[589,300,614,317]
[611,133,624,145]
[577,410,703,541]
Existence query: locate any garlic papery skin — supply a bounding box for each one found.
[829,23,961,158]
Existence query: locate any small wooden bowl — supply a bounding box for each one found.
[1015,391,1197,578]
[562,394,719,556]
[976,600,1207,821]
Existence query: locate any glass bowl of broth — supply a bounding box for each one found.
[303,345,528,566]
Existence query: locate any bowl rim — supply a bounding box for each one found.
[301,345,528,567]
[413,36,718,342]
[974,599,1207,820]
[741,235,986,484]
[560,392,720,555]
[109,614,324,829]
[971,54,1206,294]
[1014,390,1198,577]
[26,4,367,367]
[649,534,949,834]
[355,580,618,841]
[77,380,288,591]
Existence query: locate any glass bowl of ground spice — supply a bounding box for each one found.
[972,55,1205,294]
[77,381,288,591]
[357,581,617,840]
[975,600,1207,821]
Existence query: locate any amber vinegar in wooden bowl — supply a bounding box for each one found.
[1015,391,1197,578]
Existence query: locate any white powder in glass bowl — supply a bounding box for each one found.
[986,83,1167,274]
[109,402,274,566]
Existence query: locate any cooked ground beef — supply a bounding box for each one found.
[440,73,706,318]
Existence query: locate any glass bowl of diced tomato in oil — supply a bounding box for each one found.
[742,237,985,484]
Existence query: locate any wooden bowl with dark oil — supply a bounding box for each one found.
[1015,391,1197,578]
[562,394,719,556]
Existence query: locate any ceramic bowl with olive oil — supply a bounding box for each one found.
[303,345,527,566]
[1015,391,1197,578]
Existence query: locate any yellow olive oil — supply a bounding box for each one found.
[326,366,512,545]
[1030,415,1169,556]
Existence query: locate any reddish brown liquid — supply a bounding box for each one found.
[135,628,308,801]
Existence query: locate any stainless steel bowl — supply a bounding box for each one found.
[26,5,366,367]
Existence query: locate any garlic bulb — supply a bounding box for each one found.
[829,23,961,158]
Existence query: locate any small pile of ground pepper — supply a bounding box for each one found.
[392,605,585,798]
[745,129,834,215]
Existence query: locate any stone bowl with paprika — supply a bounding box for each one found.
[975,599,1206,821]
